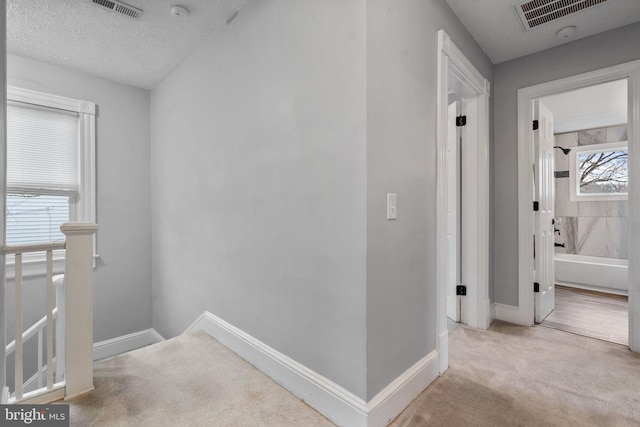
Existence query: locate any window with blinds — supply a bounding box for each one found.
[6,103,79,245]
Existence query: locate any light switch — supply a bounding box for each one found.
[387,193,397,220]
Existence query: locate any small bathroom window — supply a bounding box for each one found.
[570,141,628,201]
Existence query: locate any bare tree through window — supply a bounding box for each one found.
[578,149,628,194]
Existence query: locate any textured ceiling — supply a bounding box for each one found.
[447,0,640,64]
[8,0,247,89]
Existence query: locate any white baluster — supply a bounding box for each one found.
[37,328,43,389]
[14,253,23,400]
[46,250,54,389]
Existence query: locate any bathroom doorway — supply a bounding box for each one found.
[537,80,629,345]
[515,60,640,351]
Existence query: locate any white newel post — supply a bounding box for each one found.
[61,223,98,399]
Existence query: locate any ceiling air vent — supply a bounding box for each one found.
[91,0,142,20]
[514,0,608,30]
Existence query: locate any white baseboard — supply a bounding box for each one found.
[439,329,449,374]
[367,350,439,426]
[187,311,439,427]
[479,297,492,329]
[494,303,527,325]
[556,281,628,296]
[93,328,165,361]
[2,386,8,404]
[490,302,497,323]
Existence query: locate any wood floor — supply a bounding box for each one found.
[540,285,628,345]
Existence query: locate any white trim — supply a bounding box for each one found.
[186,311,439,427]
[494,303,523,325]
[438,330,449,374]
[366,351,439,427]
[93,328,165,361]
[556,281,628,296]
[4,87,98,275]
[569,140,628,202]
[490,303,497,323]
[436,29,491,378]
[517,60,640,349]
[1,386,8,404]
[7,86,95,115]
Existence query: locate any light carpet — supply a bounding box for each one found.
[65,330,332,427]
[65,321,640,426]
[391,320,640,426]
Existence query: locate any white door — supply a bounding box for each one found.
[446,101,461,322]
[534,100,555,323]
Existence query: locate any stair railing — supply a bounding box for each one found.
[3,222,97,404]
[4,275,65,397]
[4,242,65,401]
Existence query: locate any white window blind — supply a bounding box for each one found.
[6,102,80,246]
[7,103,79,195]
[4,86,96,277]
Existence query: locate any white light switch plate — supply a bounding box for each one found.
[387,193,397,220]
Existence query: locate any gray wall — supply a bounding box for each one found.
[6,54,153,343]
[150,0,368,399]
[150,0,493,400]
[493,22,640,306]
[365,0,493,399]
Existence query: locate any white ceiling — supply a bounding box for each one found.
[540,79,627,133]
[7,0,247,90]
[446,0,640,64]
[9,1,640,89]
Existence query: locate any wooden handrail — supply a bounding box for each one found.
[3,241,65,255]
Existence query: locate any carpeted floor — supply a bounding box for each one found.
[64,322,640,426]
[65,330,333,427]
[391,321,640,426]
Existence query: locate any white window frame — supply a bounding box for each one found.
[569,140,628,202]
[5,87,96,278]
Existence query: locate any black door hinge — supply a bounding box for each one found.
[533,120,539,130]
[456,285,467,296]
[456,115,467,127]
[534,282,540,292]
[533,201,539,211]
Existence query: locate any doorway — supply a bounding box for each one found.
[436,30,491,373]
[516,60,640,352]
[535,80,630,345]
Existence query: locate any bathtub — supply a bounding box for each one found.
[555,253,628,295]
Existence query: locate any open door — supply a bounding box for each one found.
[534,100,555,323]
[446,100,461,322]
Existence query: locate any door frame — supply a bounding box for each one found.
[436,30,491,373]
[516,60,640,352]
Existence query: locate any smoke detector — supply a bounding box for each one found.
[557,26,577,39]
[514,0,608,31]
[91,0,142,20]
